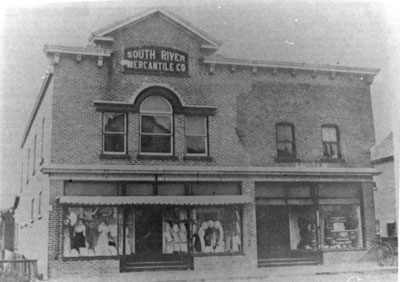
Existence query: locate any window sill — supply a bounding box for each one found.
[274,157,300,163]
[321,247,365,252]
[184,156,213,161]
[192,252,245,257]
[320,157,345,163]
[62,255,120,261]
[137,155,178,161]
[100,154,131,160]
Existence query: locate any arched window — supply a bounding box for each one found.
[140,96,173,155]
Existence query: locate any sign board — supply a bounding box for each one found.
[122,46,189,76]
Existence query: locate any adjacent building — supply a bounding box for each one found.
[14,9,380,279]
[371,133,397,238]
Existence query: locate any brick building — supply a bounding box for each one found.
[15,9,380,279]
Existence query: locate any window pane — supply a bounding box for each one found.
[140,96,172,113]
[277,125,293,141]
[187,116,206,136]
[141,135,172,153]
[163,207,188,254]
[104,134,125,153]
[323,143,338,158]
[191,207,242,253]
[320,205,362,249]
[65,182,118,196]
[322,127,337,142]
[192,183,241,195]
[141,115,172,134]
[64,206,122,257]
[277,142,293,157]
[104,113,125,133]
[187,137,206,154]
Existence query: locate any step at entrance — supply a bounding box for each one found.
[258,257,319,268]
[123,259,191,272]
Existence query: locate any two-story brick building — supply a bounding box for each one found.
[15,9,380,279]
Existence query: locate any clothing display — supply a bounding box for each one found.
[95,222,110,256]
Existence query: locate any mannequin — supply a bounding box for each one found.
[73,219,86,254]
[95,220,110,256]
[204,220,215,253]
[179,222,188,253]
[214,220,224,253]
[232,232,241,252]
[198,222,208,252]
[192,224,202,253]
[163,222,174,254]
[63,218,72,256]
[171,223,181,253]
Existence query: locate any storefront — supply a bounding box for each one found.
[58,181,249,271]
[256,182,364,265]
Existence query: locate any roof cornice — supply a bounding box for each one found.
[43,45,113,57]
[42,164,379,182]
[202,56,380,76]
[20,71,53,148]
[88,8,222,49]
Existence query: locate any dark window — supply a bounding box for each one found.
[322,125,340,158]
[186,116,208,155]
[140,96,173,155]
[38,191,42,216]
[276,123,295,159]
[103,113,126,154]
[31,198,34,220]
[33,135,37,174]
[40,118,45,162]
[26,149,30,183]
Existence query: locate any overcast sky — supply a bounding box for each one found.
[1,0,399,208]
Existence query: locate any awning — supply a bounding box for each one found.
[58,195,252,206]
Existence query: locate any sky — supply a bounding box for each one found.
[0,0,399,208]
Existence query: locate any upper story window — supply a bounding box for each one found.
[186,116,208,156]
[140,96,173,155]
[321,125,340,159]
[40,118,45,164]
[33,135,37,175]
[276,122,296,159]
[103,113,127,154]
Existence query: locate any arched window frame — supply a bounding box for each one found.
[139,96,174,156]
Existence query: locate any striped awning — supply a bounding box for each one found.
[58,195,252,206]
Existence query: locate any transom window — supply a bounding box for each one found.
[322,125,340,158]
[276,122,295,159]
[140,96,173,155]
[186,116,208,156]
[103,113,127,154]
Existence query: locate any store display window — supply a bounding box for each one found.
[191,206,242,254]
[162,207,189,254]
[63,206,123,257]
[319,205,362,249]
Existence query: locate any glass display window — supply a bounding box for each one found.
[319,205,362,250]
[191,206,242,254]
[162,207,189,254]
[63,206,123,257]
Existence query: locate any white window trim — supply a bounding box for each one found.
[102,113,127,155]
[185,116,208,156]
[139,114,173,156]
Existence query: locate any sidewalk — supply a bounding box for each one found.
[48,262,398,282]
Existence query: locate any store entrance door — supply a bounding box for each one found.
[134,206,163,261]
[257,206,291,258]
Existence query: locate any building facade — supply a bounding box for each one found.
[15,9,380,279]
[371,133,397,237]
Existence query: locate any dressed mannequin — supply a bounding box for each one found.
[179,223,188,253]
[198,222,208,253]
[73,219,86,255]
[204,220,215,253]
[192,224,201,253]
[63,218,72,256]
[95,221,110,256]
[214,220,224,253]
[163,222,174,254]
[171,223,181,253]
[232,232,241,252]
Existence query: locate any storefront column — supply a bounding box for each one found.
[241,181,257,268]
[361,181,377,249]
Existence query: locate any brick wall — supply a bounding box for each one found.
[49,15,374,169]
